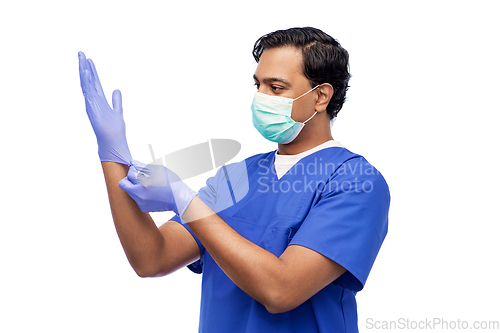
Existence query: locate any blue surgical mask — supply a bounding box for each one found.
[251,85,319,144]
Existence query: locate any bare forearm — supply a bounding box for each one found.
[184,197,345,313]
[101,162,166,276]
[184,197,286,309]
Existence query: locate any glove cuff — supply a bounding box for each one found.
[172,181,198,219]
[178,191,198,222]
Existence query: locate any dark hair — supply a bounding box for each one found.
[253,27,351,118]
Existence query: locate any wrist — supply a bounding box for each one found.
[181,196,215,223]
[98,142,131,165]
[179,193,198,221]
[173,181,198,220]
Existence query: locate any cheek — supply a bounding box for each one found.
[291,97,316,122]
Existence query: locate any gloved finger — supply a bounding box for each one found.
[112,90,122,113]
[82,68,92,103]
[144,163,170,187]
[128,162,155,186]
[126,164,141,185]
[130,160,165,187]
[136,166,156,187]
[119,177,152,213]
[88,59,105,98]
[131,159,149,174]
[119,176,139,194]
[78,51,90,92]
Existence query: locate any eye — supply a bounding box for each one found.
[254,82,260,89]
[271,85,284,92]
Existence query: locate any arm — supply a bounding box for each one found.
[101,161,200,277]
[78,52,199,277]
[119,161,346,312]
[183,197,347,313]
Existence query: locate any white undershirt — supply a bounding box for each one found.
[274,140,345,179]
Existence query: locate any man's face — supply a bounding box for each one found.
[253,46,318,123]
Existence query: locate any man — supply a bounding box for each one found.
[79,27,390,332]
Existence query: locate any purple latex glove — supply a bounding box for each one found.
[119,160,197,218]
[78,51,131,164]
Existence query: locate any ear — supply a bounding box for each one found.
[315,84,334,113]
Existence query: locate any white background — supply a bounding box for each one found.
[1,1,499,332]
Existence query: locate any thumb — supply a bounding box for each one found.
[126,164,142,185]
[119,176,137,193]
[112,89,123,113]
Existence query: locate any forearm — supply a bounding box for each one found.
[184,197,287,310]
[101,162,166,277]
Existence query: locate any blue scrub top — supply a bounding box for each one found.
[171,147,390,333]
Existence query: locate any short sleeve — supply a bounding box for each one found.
[288,157,390,292]
[170,214,204,274]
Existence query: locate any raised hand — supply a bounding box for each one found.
[78,51,132,164]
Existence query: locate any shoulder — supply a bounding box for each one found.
[220,151,275,176]
[331,148,386,180]
[244,150,275,167]
[220,151,275,169]
[318,148,390,198]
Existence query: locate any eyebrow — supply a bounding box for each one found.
[253,74,291,87]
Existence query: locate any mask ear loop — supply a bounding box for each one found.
[302,111,317,124]
[293,84,321,101]
[294,84,321,124]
